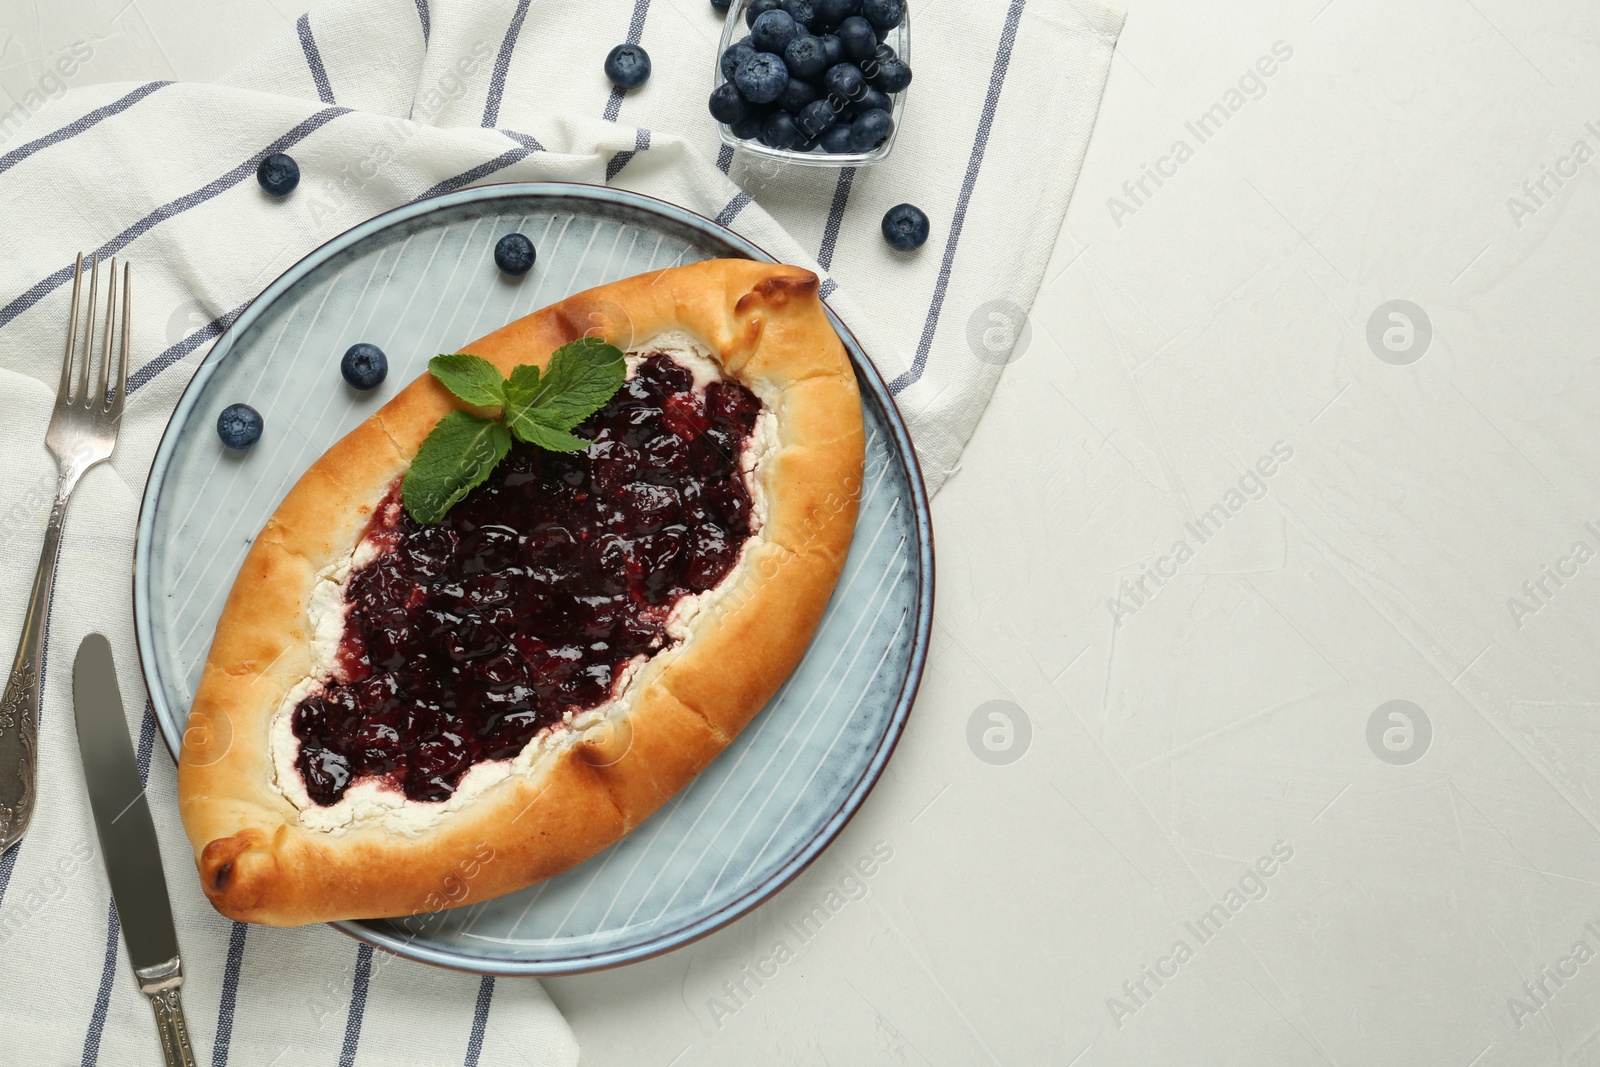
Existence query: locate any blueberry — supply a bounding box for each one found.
[779,0,815,25]
[494,232,536,275]
[761,111,804,150]
[745,0,782,26]
[784,34,828,80]
[796,134,820,153]
[778,76,817,114]
[256,153,300,196]
[848,85,891,116]
[860,42,891,78]
[750,10,798,53]
[341,343,388,390]
[836,16,877,61]
[819,34,844,67]
[709,82,750,124]
[814,0,860,30]
[849,107,892,151]
[734,52,789,104]
[823,62,865,104]
[868,49,912,93]
[217,403,264,450]
[797,98,840,137]
[721,39,756,80]
[604,43,651,89]
[861,0,902,31]
[712,0,731,8]
[819,123,855,153]
[732,111,767,140]
[882,203,929,251]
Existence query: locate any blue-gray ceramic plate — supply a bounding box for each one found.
[133,183,932,975]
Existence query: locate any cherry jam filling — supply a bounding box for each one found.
[289,354,764,806]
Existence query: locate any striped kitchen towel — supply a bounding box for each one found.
[0,0,1121,1063]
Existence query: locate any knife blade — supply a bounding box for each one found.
[74,633,196,1067]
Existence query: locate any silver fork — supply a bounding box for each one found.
[0,253,131,854]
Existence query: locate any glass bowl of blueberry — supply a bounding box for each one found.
[709,0,910,167]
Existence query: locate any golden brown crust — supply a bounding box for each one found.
[177,260,864,925]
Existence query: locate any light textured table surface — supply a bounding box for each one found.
[7,1,1600,1064]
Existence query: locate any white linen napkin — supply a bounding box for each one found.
[0,0,1121,1062]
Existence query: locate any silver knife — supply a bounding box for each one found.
[74,633,196,1067]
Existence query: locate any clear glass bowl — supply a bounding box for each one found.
[714,0,909,168]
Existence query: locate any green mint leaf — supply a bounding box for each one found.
[540,338,627,424]
[507,407,591,452]
[402,411,512,523]
[429,353,506,408]
[504,362,541,400]
[504,337,625,430]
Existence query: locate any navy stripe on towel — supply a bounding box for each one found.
[888,0,1026,395]
[209,922,250,1067]
[499,128,545,153]
[482,0,533,128]
[0,107,347,332]
[296,14,336,105]
[463,976,495,1067]
[715,144,734,175]
[0,841,20,910]
[338,944,377,1067]
[80,902,120,1067]
[817,167,856,271]
[414,0,431,43]
[0,81,170,178]
[715,192,751,226]
[605,128,651,182]
[413,146,533,201]
[603,0,655,123]
[129,303,247,395]
[135,703,156,779]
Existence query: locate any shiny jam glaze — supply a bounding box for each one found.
[290,354,764,805]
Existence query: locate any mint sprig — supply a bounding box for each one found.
[401,340,626,524]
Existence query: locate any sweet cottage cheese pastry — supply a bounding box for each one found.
[177,260,864,925]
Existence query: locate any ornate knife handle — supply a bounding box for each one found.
[138,959,197,1067]
[0,492,68,854]
[148,986,197,1067]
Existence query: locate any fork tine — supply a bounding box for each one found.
[97,258,117,407]
[113,263,131,413]
[59,253,83,399]
[78,253,99,404]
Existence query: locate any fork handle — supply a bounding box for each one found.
[0,487,70,853]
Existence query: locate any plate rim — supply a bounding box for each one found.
[132,180,934,975]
